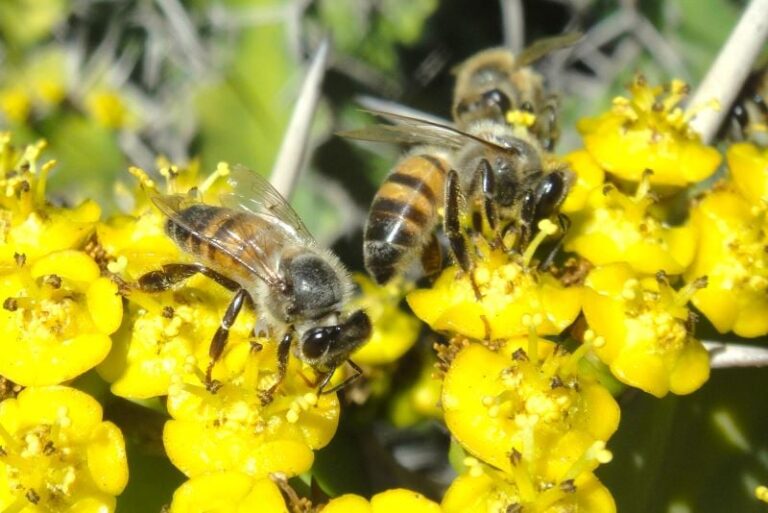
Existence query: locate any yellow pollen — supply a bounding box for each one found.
[128,166,156,190]
[474,267,491,285]
[106,255,128,274]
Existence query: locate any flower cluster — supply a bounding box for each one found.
[0,135,128,511]
[1,67,767,511]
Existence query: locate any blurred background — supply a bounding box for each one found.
[1,1,767,512]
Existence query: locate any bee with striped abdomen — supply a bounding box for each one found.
[135,165,371,401]
[343,111,572,285]
[452,33,580,150]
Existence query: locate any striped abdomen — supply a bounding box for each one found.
[364,152,448,284]
[165,204,261,284]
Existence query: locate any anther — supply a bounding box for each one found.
[25,489,40,504]
[45,274,62,289]
[3,298,18,311]
[509,448,522,466]
[560,479,577,493]
[13,253,25,267]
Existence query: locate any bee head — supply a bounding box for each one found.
[298,310,372,371]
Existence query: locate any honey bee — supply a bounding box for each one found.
[452,33,581,150]
[343,111,572,285]
[135,166,372,399]
[724,65,768,145]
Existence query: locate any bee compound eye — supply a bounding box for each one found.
[342,310,372,342]
[301,326,340,360]
[534,172,567,219]
[482,88,512,114]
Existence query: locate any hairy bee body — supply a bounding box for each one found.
[364,149,450,284]
[166,204,277,286]
[139,166,372,397]
[452,33,580,149]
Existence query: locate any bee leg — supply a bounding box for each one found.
[136,263,240,292]
[205,288,249,392]
[318,360,363,395]
[260,331,293,405]
[445,169,482,300]
[421,233,443,280]
[469,158,500,245]
[538,95,560,151]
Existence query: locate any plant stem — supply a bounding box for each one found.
[687,0,768,144]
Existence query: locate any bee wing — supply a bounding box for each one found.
[151,193,284,287]
[514,32,582,68]
[219,165,316,245]
[340,109,520,154]
[339,123,468,150]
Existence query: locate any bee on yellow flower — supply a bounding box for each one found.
[407,227,582,341]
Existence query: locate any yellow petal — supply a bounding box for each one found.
[371,489,442,513]
[322,494,372,513]
[87,277,123,334]
[668,340,710,395]
[30,249,100,283]
[87,421,129,494]
[0,331,112,387]
[15,386,102,440]
[163,420,314,478]
[170,474,288,513]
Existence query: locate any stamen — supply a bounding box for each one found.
[522,219,558,267]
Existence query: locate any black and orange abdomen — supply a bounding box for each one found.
[364,152,449,284]
[166,204,252,281]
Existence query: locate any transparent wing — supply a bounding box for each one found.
[151,193,283,287]
[220,165,316,245]
[339,109,513,153]
[515,32,582,68]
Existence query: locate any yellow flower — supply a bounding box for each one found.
[85,89,133,130]
[564,177,697,275]
[685,188,768,337]
[0,386,128,512]
[442,342,619,478]
[0,250,121,386]
[0,87,31,123]
[560,150,605,214]
[757,485,768,504]
[0,136,101,267]
[578,76,721,187]
[442,467,615,513]
[162,339,339,478]
[323,489,442,513]
[96,162,242,397]
[407,245,581,340]
[170,473,288,513]
[727,142,768,206]
[98,278,252,398]
[350,274,421,365]
[583,263,710,397]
